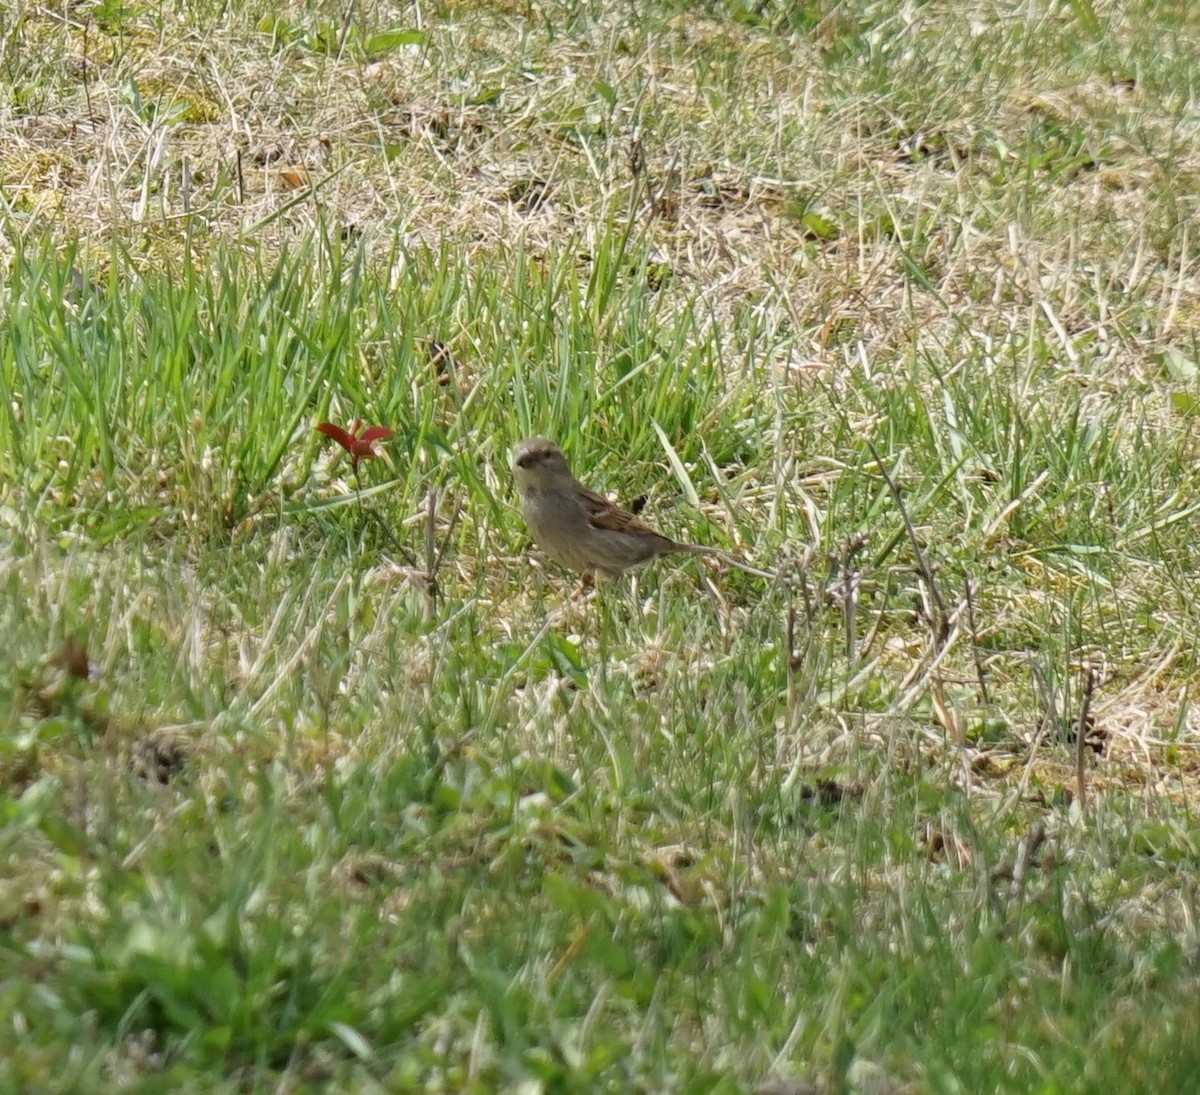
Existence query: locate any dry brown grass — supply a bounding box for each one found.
[5,0,1200,947]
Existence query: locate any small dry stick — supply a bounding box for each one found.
[628,126,646,179]
[859,560,888,661]
[83,20,96,126]
[963,577,990,705]
[988,822,1048,885]
[784,551,817,727]
[701,549,776,580]
[799,558,815,627]
[786,599,800,722]
[362,506,416,567]
[432,496,461,576]
[416,488,461,619]
[842,556,858,663]
[840,534,868,663]
[335,2,355,58]
[699,571,732,651]
[423,487,439,618]
[1030,657,1058,741]
[864,438,949,644]
[1074,665,1096,813]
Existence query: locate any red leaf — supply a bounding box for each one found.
[316,421,394,473]
[315,422,357,454]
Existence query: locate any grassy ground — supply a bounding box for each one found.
[3,0,1200,1091]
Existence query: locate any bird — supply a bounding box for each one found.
[511,436,772,581]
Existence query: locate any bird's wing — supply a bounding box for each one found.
[578,484,677,545]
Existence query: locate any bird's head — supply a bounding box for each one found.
[512,436,573,490]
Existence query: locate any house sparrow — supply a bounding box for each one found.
[512,436,773,580]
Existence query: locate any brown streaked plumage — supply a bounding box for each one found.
[511,436,715,579]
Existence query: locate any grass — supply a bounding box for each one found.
[3,0,1200,1091]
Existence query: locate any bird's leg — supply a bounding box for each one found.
[573,571,596,601]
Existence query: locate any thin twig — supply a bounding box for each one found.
[1074,665,1096,813]
[1029,656,1058,740]
[988,823,1048,885]
[423,487,439,618]
[82,19,95,126]
[359,498,416,567]
[963,576,990,705]
[842,560,857,663]
[336,0,356,59]
[840,535,867,662]
[699,548,776,580]
[432,496,461,574]
[864,438,949,643]
[784,550,818,727]
[859,565,888,661]
[786,599,799,722]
